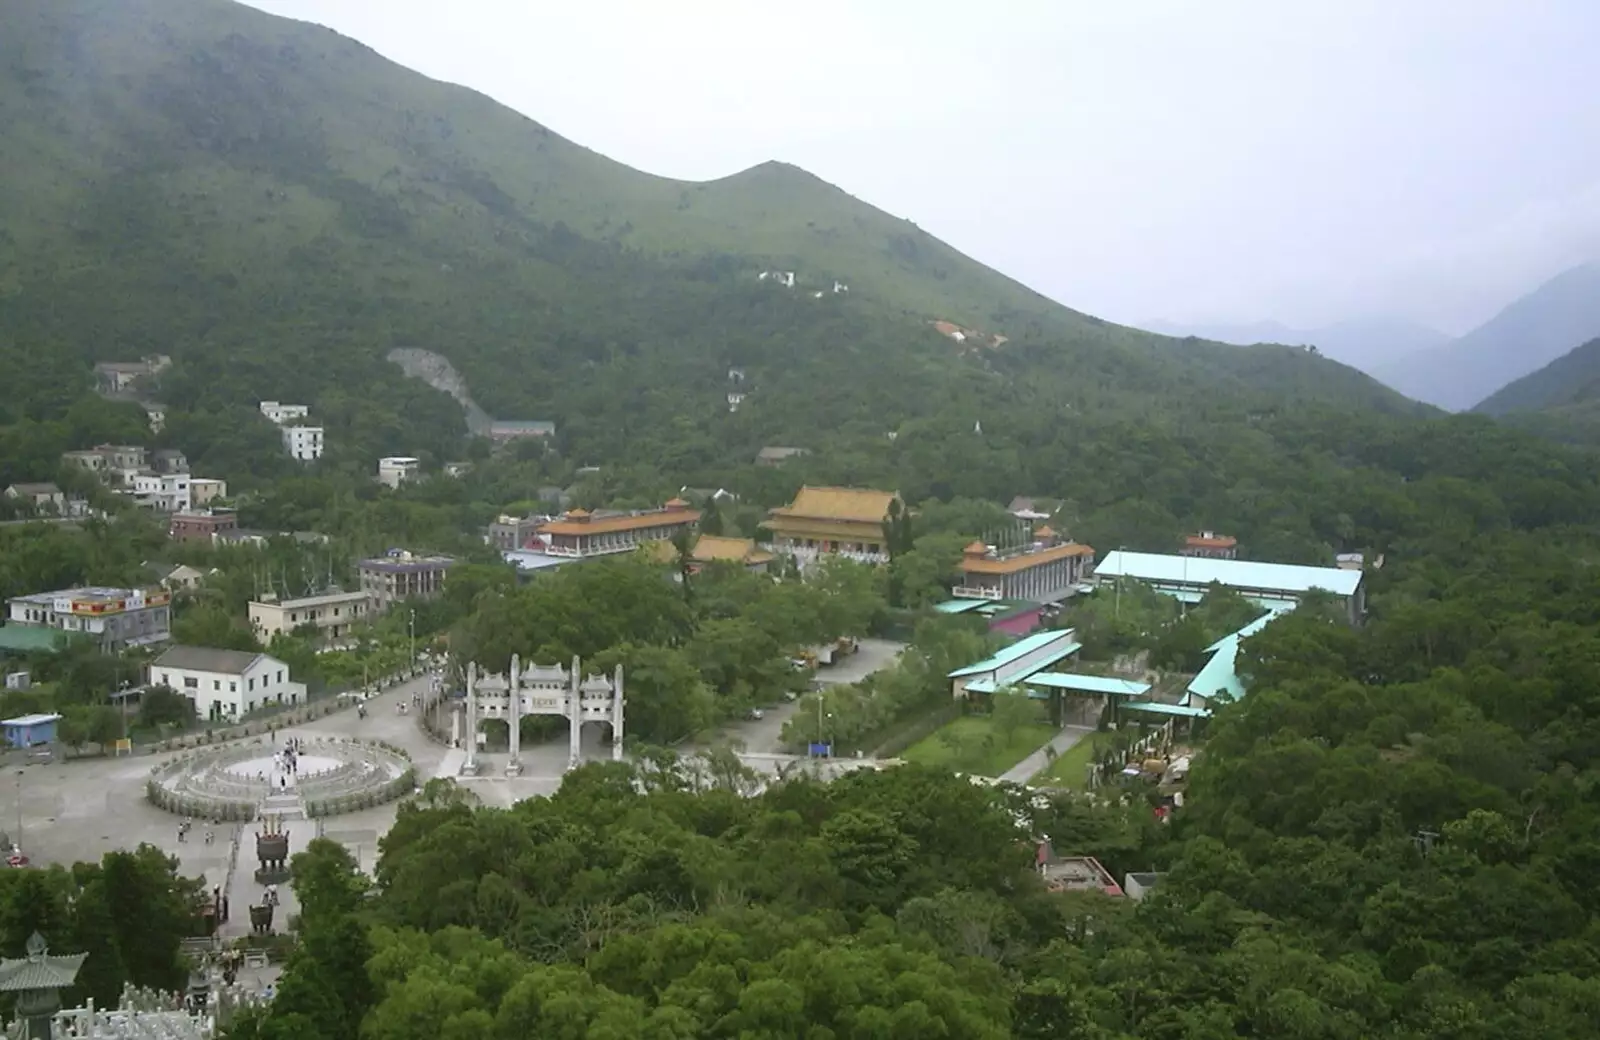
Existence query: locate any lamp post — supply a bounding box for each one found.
[408,609,416,667]
[14,770,23,854]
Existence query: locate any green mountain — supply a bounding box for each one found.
[0,0,1419,474]
[1470,335,1600,446]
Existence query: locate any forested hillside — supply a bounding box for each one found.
[0,0,1422,498]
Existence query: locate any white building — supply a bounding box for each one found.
[282,424,324,462]
[150,645,306,722]
[377,456,421,489]
[259,401,309,424]
[248,590,371,643]
[5,586,172,651]
[122,471,190,512]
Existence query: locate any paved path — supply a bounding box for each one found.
[1000,725,1097,784]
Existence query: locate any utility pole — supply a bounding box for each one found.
[14,770,23,854]
[408,609,416,665]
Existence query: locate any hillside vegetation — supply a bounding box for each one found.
[0,0,1422,489]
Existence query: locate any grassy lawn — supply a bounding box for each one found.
[1034,730,1114,788]
[901,715,1058,777]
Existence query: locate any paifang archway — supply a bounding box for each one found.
[462,656,624,775]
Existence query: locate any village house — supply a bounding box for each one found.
[358,551,455,611]
[282,424,324,462]
[4,483,67,513]
[142,403,166,433]
[122,471,190,512]
[93,356,170,395]
[248,589,371,644]
[1179,531,1238,560]
[258,401,309,424]
[150,645,306,721]
[156,563,211,591]
[954,526,1096,604]
[152,448,188,475]
[5,586,172,652]
[536,499,701,559]
[764,486,900,565]
[167,509,239,543]
[1007,496,1062,522]
[188,477,227,506]
[62,444,146,483]
[376,456,421,489]
[486,514,545,552]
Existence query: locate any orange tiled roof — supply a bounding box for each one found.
[769,486,899,525]
[1035,525,1056,539]
[963,540,989,555]
[1186,533,1237,549]
[961,541,1095,575]
[540,508,700,537]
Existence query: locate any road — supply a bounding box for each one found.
[700,638,905,753]
[999,725,1097,784]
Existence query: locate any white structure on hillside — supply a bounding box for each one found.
[259,401,309,424]
[247,589,371,643]
[460,656,624,776]
[282,424,324,462]
[150,645,306,721]
[124,471,191,512]
[377,456,421,488]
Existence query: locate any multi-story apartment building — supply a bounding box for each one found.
[536,499,700,559]
[282,425,324,462]
[358,551,456,611]
[376,457,421,489]
[5,586,172,651]
[247,590,371,643]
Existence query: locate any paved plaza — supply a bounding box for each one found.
[12,639,908,931]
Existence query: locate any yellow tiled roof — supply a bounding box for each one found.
[769,486,899,524]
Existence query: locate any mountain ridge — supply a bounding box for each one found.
[1139,316,1450,373]
[1371,263,1600,411]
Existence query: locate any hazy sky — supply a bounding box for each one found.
[245,0,1599,335]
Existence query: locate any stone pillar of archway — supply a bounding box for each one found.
[507,655,523,776]
[610,663,625,762]
[567,655,582,768]
[462,662,479,775]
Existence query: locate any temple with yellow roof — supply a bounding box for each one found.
[764,486,901,565]
[647,534,775,574]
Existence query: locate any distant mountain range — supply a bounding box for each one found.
[1475,335,1600,416]
[1374,263,1600,411]
[1147,262,1600,412]
[1140,317,1450,374]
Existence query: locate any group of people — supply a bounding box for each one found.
[177,817,216,845]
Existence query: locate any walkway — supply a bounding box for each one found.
[1000,725,1096,784]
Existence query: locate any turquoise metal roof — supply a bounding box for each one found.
[1025,673,1152,697]
[947,629,1078,678]
[1123,701,1211,718]
[1095,551,1363,597]
[934,599,986,614]
[1187,610,1283,703]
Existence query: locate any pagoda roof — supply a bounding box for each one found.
[0,934,86,991]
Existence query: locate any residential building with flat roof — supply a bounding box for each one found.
[765,486,899,565]
[955,526,1095,604]
[248,590,370,643]
[282,424,324,462]
[5,483,66,512]
[488,420,555,442]
[359,551,455,611]
[1094,550,1365,622]
[151,645,305,721]
[487,515,545,552]
[168,509,238,543]
[377,456,421,489]
[536,499,700,559]
[5,586,172,651]
[1035,841,1124,896]
[122,471,190,512]
[188,477,227,506]
[259,401,309,424]
[152,449,188,475]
